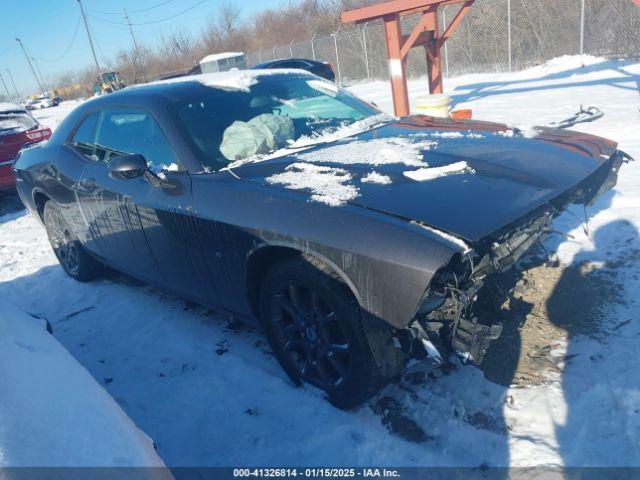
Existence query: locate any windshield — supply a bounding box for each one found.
[170,74,384,170]
[0,111,38,134]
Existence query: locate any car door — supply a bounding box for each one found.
[73,107,179,285]
[73,106,222,306]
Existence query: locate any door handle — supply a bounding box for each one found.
[79,177,96,191]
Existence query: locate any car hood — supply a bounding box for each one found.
[230,116,618,243]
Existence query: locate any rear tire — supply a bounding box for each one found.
[43,201,102,281]
[259,255,385,409]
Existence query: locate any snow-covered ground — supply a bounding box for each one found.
[0,300,169,473]
[1,55,639,468]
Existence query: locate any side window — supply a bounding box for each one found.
[70,112,100,160]
[94,108,180,171]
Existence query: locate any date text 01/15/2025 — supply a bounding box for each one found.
[233,468,401,478]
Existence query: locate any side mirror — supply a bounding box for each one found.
[108,153,148,180]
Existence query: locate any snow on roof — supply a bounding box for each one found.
[200,52,244,64]
[0,300,170,469]
[0,102,23,113]
[137,68,312,92]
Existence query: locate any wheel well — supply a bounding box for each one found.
[246,246,302,318]
[33,191,50,221]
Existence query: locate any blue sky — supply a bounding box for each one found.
[0,0,284,97]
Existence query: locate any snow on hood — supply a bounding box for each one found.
[266,162,358,207]
[0,300,171,470]
[404,161,475,181]
[296,136,435,167]
[361,171,392,184]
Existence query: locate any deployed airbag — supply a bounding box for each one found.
[220,113,294,161]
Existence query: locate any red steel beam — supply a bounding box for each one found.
[341,0,477,116]
[400,6,437,59]
[439,0,474,42]
[383,14,411,117]
[342,0,467,23]
[424,16,442,93]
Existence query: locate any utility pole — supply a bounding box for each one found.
[16,37,44,93]
[0,73,11,99]
[76,0,101,82]
[124,7,145,83]
[6,68,19,98]
[31,57,46,90]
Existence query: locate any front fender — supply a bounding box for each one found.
[191,173,460,329]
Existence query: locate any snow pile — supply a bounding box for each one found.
[361,171,392,185]
[31,100,82,131]
[409,131,487,140]
[0,102,22,112]
[425,131,464,138]
[297,136,434,167]
[516,126,541,139]
[266,162,358,206]
[493,126,540,139]
[0,300,170,471]
[512,54,605,79]
[495,129,515,138]
[404,161,474,181]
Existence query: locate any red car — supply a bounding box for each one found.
[0,103,51,193]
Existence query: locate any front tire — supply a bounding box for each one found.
[259,255,385,409]
[43,201,102,281]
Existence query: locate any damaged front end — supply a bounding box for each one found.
[407,149,631,367]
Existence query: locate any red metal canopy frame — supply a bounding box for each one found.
[342,0,475,117]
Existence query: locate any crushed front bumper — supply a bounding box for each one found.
[411,149,632,365]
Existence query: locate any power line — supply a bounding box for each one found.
[89,23,113,69]
[30,56,46,88]
[88,0,208,26]
[76,0,102,79]
[15,38,44,92]
[36,15,82,63]
[89,0,174,15]
[0,74,11,99]
[124,7,146,82]
[5,69,19,97]
[0,44,18,56]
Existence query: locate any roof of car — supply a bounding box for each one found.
[0,102,25,113]
[253,58,325,68]
[119,68,314,98]
[72,69,319,114]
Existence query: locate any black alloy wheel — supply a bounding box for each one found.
[269,282,352,390]
[44,201,102,281]
[259,255,386,409]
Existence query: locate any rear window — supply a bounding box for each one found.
[0,111,38,134]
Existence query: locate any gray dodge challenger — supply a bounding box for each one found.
[13,70,629,408]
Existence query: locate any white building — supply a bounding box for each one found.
[199,52,246,73]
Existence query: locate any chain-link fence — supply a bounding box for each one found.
[245,0,640,84]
